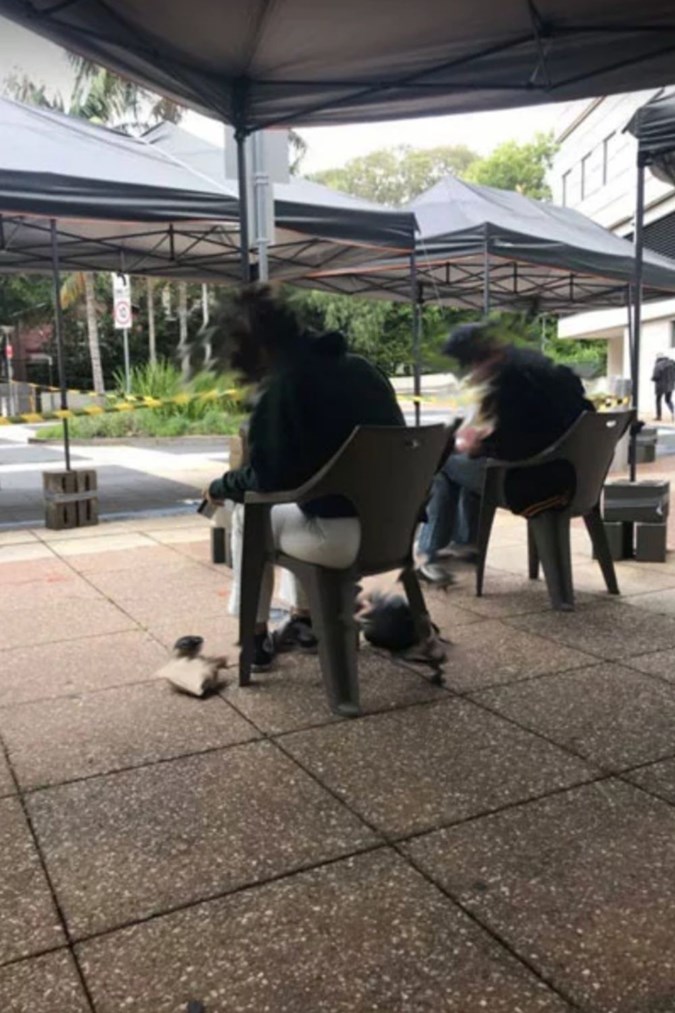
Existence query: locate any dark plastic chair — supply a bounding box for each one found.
[475,410,634,610]
[239,425,449,716]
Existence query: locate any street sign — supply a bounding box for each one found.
[112,273,132,330]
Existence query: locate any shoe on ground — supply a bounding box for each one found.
[417,562,456,586]
[447,541,479,562]
[272,615,318,653]
[252,632,276,671]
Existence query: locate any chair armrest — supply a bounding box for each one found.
[244,488,303,505]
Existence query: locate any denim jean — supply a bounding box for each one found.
[417,453,486,562]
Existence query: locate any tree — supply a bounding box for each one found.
[289,130,308,176]
[311,143,478,205]
[464,132,557,200]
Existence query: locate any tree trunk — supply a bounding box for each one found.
[84,272,105,393]
[177,281,189,378]
[147,277,156,365]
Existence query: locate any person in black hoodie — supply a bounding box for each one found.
[418,321,594,583]
[205,285,405,669]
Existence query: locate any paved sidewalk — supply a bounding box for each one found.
[1,512,675,1011]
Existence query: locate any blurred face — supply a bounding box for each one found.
[228,312,271,384]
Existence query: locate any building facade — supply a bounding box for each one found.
[551,88,675,415]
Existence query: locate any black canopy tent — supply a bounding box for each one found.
[297,174,675,316]
[0,96,419,458]
[626,92,675,480]
[4,0,675,278]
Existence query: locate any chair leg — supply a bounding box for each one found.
[476,470,499,597]
[238,504,270,687]
[401,566,433,643]
[530,511,575,611]
[584,506,620,595]
[527,522,540,580]
[300,565,361,717]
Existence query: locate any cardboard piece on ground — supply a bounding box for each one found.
[157,655,228,697]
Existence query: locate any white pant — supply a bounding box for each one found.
[228,503,361,623]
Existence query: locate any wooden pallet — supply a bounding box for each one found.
[43,470,99,530]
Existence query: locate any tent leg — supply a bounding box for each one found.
[49,219,71,472]
[630,161,646,483]
[236,129,252,283]
[483,237,491,315]
[410,251,421,426]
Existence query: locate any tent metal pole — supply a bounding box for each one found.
[483,236,491,315]
[49,219,71,472]
[410,249,421,426]
[235,129,251,283]
[630,160,646,482]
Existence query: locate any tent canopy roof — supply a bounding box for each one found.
[305,174,675,313]
[626,90,675,186]
[0,97,415,280]
[2,1,675,130]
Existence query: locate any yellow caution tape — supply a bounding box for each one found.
[0,389,242,426]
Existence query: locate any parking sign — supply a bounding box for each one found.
[112,273,132,330]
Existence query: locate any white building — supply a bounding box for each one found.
[551,89,675,415]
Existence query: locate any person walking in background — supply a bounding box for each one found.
[651,352,675,421]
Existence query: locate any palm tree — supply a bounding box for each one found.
[60,272,105,393]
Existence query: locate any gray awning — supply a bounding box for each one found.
[627,91,675,184]
[1,1,675,129]
[0,97,415,279]
[300,175,675,313]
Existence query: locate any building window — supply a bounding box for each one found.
[602,133,614,186]
[581,153,591,200]
[562,170,571,206]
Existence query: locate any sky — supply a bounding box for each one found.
[0,15,566,173]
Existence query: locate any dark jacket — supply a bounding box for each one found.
[652,356,675,395]
[209,331,405,517]
[478,347,594,462]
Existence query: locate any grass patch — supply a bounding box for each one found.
[35,408,245,441]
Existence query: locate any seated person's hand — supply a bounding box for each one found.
[202,485,224,506]
[455,425,489,456]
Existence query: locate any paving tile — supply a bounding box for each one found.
[446,569,604,619]
[506,602,675,661]
[77,849,572,1013]
[148,610,240,653]
[48,532,157,557]
[0,570,103,611]
[473,663,675,771]
[112,583,233,628]
[1,680,257,789]
[86,558,217,598]
[0,630,167,707]
[625,756,675,805]
[28,742,376,937]
[223,650,446,734]
[60,544,188,574]
[622,586,675,617]
[0,542,56,564]
[145,527,209,545]
[403,780,675,1013]
[623,644,675,686]
[573,560,675,597]
[438,619,595,693]
[283,699,593,838]
[0,597,137,651]
[0,529,40,546]
[0,951,90,1012]
[0,747,15,797]
[0,797,64,964]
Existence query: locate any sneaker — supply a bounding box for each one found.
[417,562,456,586]
[272,615,318,653]
[252,632,275,671]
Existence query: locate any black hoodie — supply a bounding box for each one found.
[209,331,405,517]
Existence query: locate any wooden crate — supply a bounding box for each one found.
[43,470,99,530]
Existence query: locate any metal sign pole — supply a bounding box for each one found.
[123,328,131,394]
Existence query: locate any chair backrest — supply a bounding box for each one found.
[535,410,634,516]
[294,425,448,573]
